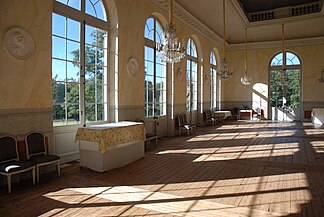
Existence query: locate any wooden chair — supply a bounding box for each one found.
[0,135,35,194]
[178,114,196,135]
[231,107,239,120]
[25,132,60,183]
[205,110,217,125]
[143,120,158,151]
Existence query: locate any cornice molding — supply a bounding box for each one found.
[150,0,224,47]
[229,36,324,51]
[150,0,324,49]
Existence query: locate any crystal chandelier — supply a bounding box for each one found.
[217,0,233,80]
[241,27,252,85]
[157,0,185,63]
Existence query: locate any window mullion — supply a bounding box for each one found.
[80,20,86,126]
[153,20,157,117]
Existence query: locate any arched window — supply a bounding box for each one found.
[269,51,301,117]
[52,0,108,126]
[144,17,166,117]
[186,38,198,111]
[210,51,217,109]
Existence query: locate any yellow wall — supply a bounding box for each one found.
[1,0,322,120]
[225,44,324,103]
[0,0,52,109]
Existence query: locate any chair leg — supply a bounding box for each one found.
[36,166,40,183]
[7,175,11,194]
[32,168,35,185]
[57,161,61,177]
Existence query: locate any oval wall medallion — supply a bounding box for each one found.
[127,57,139,77]
[3,27,35,60]
[177,68,183,81]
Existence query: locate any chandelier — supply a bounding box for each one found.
[217,0,233,80]
[157,0,185,63]
[241,27,252,85]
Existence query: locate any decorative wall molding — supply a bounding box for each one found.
[228,36,324,51]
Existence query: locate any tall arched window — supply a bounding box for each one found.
[210,51,217,109]
[186,38,198,111]
[269,51,301,120]
[52,0,108,126]
[144,17,166,117]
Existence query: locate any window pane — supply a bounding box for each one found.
[85,85,95,103]
[271,53,283,66]
[52,36,66,59]
[145,75,154,89]
[145,88,153,104]
[156,63,166,77]
[97,104,104,121]
[96,85,104,103]
[145,46,154,61]
[96,28,107,48]
[85,104,95,121]
[85,0,107,21]
[67,104,80,124]
[96,66,104,84]
[67,18,80,41]
[52,82,65,104]
[286,52,300,66]
[156,77,165,91]
[85,68,95,84]
[66,83,79,103]
[86,25,96,45]
[67,40,80,61]
[94,1,106,21]
[85,0,96,18]
[52,59,66,81]
[67,62,80,82]
[53,104,66,125]
[145,61,154,76]
[144,18,154,40]
[96,47,105,65]
[56,0,81,10]
[52,13,66,37]
[85,45,96,65]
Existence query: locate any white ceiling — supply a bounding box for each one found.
[174,0,324,44]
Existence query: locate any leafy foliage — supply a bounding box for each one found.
[270,69,300,109]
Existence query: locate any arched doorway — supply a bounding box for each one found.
[269,51,302,121]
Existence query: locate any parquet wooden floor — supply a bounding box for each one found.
[1,121,324,216]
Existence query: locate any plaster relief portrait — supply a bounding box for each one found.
[3,27,35,60]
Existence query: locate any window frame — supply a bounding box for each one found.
[210,51,217,110]
[186,38,198,112]
[52,0,109,126]
[269,51,302,109]
[144,17,167,118]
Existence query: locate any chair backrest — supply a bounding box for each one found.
[233,107,239,115]
[183,113,188,124]
[178,114,184,127]
[25,132,47,158]
[144,120,157,136]
[0,135,19,163]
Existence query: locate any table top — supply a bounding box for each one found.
[75,121,145,153]
[214,111,232,118]
[239,110,252,112]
